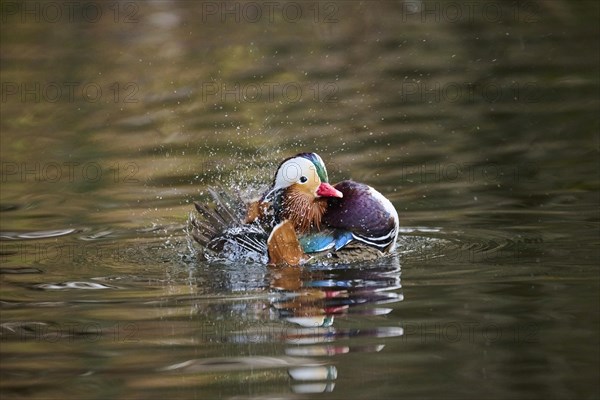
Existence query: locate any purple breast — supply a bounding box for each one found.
[322,180,396,239]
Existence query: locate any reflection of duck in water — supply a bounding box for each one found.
[269,266,348,327]
[191,152,399,265]
[167,256,403,395]
[269,259,403,393]
[269,258,403,329]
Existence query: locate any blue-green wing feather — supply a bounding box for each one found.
[300,230,354,253]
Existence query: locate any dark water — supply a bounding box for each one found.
[1,1,599,399]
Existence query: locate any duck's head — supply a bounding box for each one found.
[264,153,342,233]
[272,153,342,200]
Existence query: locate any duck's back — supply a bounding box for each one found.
[323,180,399,252]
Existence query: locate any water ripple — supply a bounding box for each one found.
[398,227,544,263]
[0,228,77,241]
[33,281,118,290]
[0,267,44,274]
[160,356,324,373]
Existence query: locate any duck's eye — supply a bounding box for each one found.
[299,176,308,183]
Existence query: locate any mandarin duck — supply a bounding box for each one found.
[191,152,399,266]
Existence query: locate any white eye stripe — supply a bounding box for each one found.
[273,157,319,190]
[282,162,301,182]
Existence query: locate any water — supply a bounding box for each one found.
[1,1,599,399]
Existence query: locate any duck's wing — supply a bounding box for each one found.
[299,229,385,264]
[190,188,269,262]
[190,187,244,246]
[204,224,269,263]
[299,229,355,253]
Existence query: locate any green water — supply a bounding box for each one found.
[1,1,599,399]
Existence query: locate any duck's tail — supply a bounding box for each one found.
[189,188,269,262]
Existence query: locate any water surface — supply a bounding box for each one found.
[1,1,599,399]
